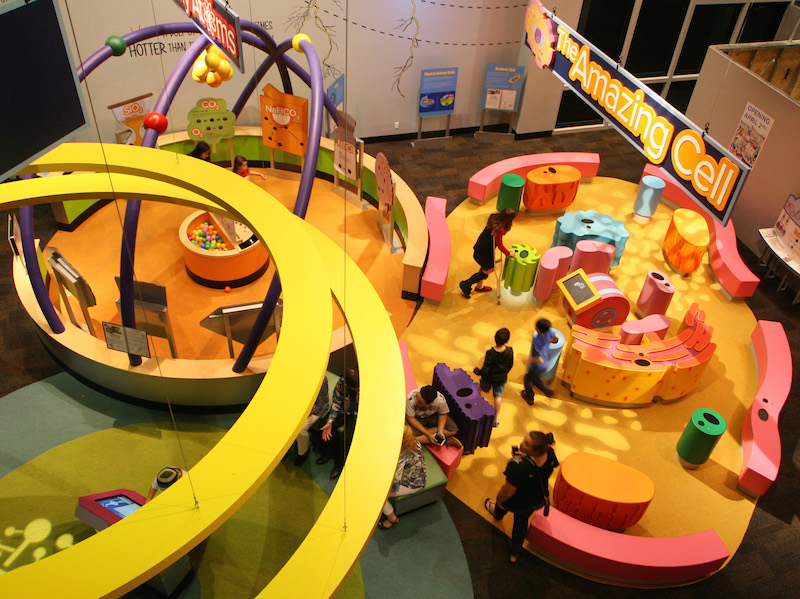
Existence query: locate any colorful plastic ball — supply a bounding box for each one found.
[207,72,223,88]
[224,286,231,293]
[105,36,126,56]
[143,112,168,134]
[217,59,232,79]
[205,52,221,70]
[206,45,221,57]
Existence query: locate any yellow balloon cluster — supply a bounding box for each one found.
[191,45,233,88]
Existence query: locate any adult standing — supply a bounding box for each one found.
[459,208,517,298]
[522,318,559,404]
[484,431,558,562]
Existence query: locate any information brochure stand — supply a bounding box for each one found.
[411,68,457,148]
[474,64,524,141]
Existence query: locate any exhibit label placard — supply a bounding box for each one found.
[260,84,308,156]
[171,0,244,73]
[419,68,458,116]
[102,322,151,358]
[524,1,749,226]
[482,64,525,112]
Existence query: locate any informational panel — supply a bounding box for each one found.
[729,102,774,168]
[108,94,153,146]
[418,68,458,116]
[170,0,244,73]
[260,84,308,156]
[482,64,525,112]
[523,0,749,226]
[102,322,151,358]
[187,97,236,146]
[333,111,358,178]
[327,74,345,136]
[774,194,800,261]
[0,0,89,181]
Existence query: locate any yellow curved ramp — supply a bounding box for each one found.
[2,144,405,598]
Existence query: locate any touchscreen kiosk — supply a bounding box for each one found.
[557,268,602,315]
[75,489,147,531]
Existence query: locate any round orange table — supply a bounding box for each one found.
[524,164,581,211]
[553,451,655,530]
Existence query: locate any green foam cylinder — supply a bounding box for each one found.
[502,243,540,294]
[497,173,525,212]
[676,408,727,468]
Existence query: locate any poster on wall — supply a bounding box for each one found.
[418,68,458,116]
[729,102,773,168]
[523,0,749,226]
[482,65,525,112]
[260,84,308,156]
[108,94,153,146]
[327,74,345,137]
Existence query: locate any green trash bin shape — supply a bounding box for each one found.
[497,173,525,212]
[676,408,726,469]
[502,243,540,294]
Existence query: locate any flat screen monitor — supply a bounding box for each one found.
[0,0,89,182]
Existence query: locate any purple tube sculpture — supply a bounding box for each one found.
[232,37,326,373]
[19,206,64,334]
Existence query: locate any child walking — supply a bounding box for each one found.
[475,328,514,427]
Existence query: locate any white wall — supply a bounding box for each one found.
[60,0,536,142]
[514,0,583,135]
[686,46,800,254]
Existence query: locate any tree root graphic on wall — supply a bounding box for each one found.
[392,1,420,98]
[287,1,343,80]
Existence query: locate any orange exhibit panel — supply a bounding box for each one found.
[553,452,655,530]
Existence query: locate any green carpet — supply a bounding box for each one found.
[0,373,472,598]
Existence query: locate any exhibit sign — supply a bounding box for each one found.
[327,74,346,136]
[109,94,153,146]
[260,84,308,156]
[774,194,800,261]
[524,1,749,226]
[171,0,244,73]
[482,64,525,112]
[729,101,773,168]
[187,97,236,145]
[102,322,151,358]
[419,68,458,116]
[333,111,358,178]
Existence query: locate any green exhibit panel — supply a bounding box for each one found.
[496,173,525,212]
[502,243,540,294]
[676,408,727,469]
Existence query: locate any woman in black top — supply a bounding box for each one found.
[475,328,513,427]
[187,140,211,161]
[484,431,558,562]
[459,208,516,298]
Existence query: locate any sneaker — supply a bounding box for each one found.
[459,281,471,298]
[446,435,463,449]
[474,286,493,293]
[294,451,309,466]
[521,391,535,405]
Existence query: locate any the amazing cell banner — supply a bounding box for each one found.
[525,1,749,226]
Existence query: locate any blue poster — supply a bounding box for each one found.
[482,64,525,112]
[419,68,458,116]
[327,74,345,109]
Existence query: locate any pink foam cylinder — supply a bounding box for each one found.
[637,270,675,316]
[533,245,573,302]
[570,240,615,275]
[619,314,671,345]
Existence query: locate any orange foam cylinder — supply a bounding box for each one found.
[524,164,581,211]
[553,452,655,530]
[663,209,710,275]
